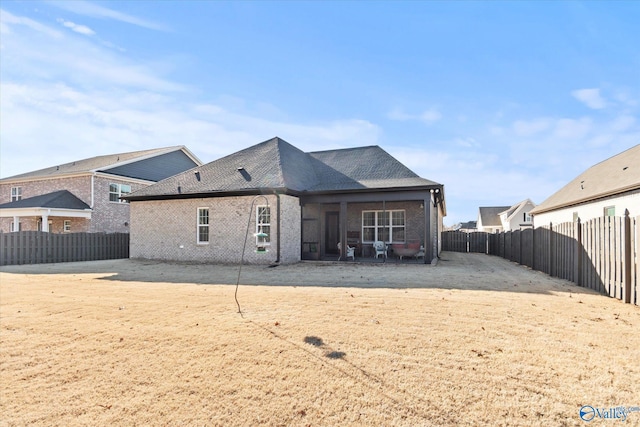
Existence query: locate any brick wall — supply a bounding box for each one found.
[301,201,426,256]
[130,194,301,264]
[0,175,148,233]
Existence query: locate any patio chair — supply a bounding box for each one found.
[338,243,355,261]
[373,241,387,259]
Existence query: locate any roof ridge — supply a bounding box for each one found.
[309,145,379,155]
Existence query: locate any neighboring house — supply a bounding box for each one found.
[0,146,202,234]
[530,144,640,225]
[498,199,535,231]
[125,137,446,265]
[452,221,477,232]
[477,206,510,233]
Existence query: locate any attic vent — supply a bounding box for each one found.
[237,167,245,171]
[194,171,201,181]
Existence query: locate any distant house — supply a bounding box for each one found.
[452,221,477,232]
[0,146,202,234]
[125,137,446,264]
[498,199,535,231]
[530,144,640,225]
[477,206,510,233]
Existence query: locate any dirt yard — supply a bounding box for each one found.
[1,252,639,426]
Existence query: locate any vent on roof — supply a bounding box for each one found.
[194,171,201,181]
[237,167,251,181]
[623,166,629,171]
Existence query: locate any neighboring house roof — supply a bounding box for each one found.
[498,199,535,220]
[1,146,202,183]
[127,137,442,200]
[0,190,90,210]
[530,144,640,215]
[478,206,511,227]
[452,221,477,231]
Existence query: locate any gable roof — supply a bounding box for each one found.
[1,146,202,183]
[127,137,441,200]
[0,190,90,210]
[478,206,511,227]
[498,199,535,220]
[530,144,640,215]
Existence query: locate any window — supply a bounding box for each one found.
[197,208,209,244]
[604,206,615,217]
[256,206,271,244]
[523,212,532,222]
[362,210,405,243]
[63,220,71,232]
[11,187,22,202]
[109,183,131,203]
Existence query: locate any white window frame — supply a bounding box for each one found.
[361,210,405,243]
[63,220,71,232]
[109,183,131,203]
[256,206,271,245]
[11,187,22,202]
[197,207,210,244]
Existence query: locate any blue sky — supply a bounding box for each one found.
[1,1,638,226]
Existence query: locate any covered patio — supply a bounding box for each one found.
[300,187,444,264]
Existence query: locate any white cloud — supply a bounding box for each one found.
[0,82,381,178]
[420,108,442,124]
[572,88,607,109]
[2,11,185,92]
[512,118,552,136]
[609,115,636,132]
[58,19,95,36]
[0,9,62,38]
[387,107,413,121]
[387,107,442,124]
[552,117,592,139]
[49,1,168,31]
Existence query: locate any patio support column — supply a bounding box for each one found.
[41,214,49,232]
[424,196,432,264]
[12,216,20,232]
[339,201,347,261]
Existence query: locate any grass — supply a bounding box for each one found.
[1,254,639,426]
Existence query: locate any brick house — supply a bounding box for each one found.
[0,146,202,234]
[125,137,446,264]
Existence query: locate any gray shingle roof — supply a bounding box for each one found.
[1,146,200,182]
[127,137,441,200]
[478,206,511,227]
[530,144,640,215]
[0,190,90,210]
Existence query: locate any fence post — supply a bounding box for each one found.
[548,222,554,276]
[623,210,632,304]
[575,217,582,287]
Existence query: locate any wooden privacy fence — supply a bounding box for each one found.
[442,231,489,253]
[0,231,129,266]
[442,212,639,306]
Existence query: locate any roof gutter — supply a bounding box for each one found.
[530,184,640,215]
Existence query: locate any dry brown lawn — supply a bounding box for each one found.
[1,252,639,426]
